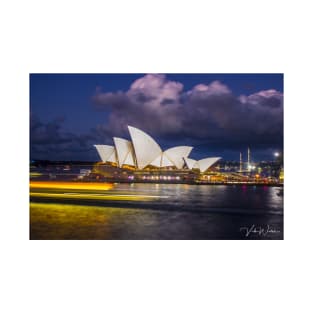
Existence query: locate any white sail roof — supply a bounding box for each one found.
[94,145,115,162]
[161,154,174,167]
[164,146,193,169]
[184,157,220,172]
[193,162,199,169]
[128,126,162,169]
[184,157,197,170]
[150,153,176,167]
[150,154,162,167]
[123,152,135,166]
[113,137,135,167]
[107,148,118,163]
[198,157,221,173]
[95,127,220,171]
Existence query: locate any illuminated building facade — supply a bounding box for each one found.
[94,126,220,173]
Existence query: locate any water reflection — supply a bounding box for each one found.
[30,183,283,240]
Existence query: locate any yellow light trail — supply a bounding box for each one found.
[30,172,42,177]
[30,181,114,191]
[30,192,163,201]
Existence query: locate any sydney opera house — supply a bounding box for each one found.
[94,126,220,180]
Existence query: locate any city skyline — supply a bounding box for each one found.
[30,73,283,161]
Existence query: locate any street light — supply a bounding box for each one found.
[273,152,281,181]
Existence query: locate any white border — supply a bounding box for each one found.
[1,1,312,312]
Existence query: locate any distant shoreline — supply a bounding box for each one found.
[29,179,283,187]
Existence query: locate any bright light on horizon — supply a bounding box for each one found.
[274,152,279,157]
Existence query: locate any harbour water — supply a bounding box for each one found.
[30,183,283,240]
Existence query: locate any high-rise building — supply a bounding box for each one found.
[239,152,243,172]
[247,147,251,171]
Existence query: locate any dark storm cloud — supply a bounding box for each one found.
[92,74,283,148]
[30,114,111,160]
[30,114,74,145]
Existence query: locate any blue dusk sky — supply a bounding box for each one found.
[30,73,283,162]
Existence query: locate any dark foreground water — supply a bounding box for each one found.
[30,183,283,240]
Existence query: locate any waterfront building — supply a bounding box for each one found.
[94,126,221,173]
